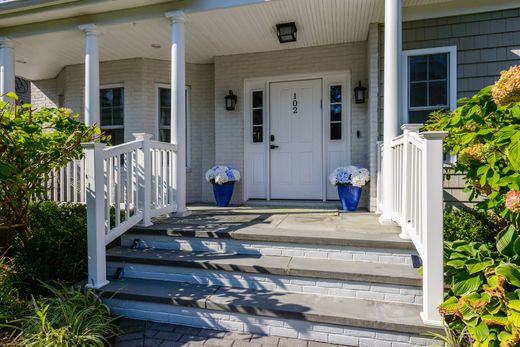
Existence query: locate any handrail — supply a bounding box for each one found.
[82,133,177,289]
[386,124,447,325]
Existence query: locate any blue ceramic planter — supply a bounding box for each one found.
[337,185,362,211]
[213,182,235,207]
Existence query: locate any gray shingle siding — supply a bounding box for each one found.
[379,7,520,206]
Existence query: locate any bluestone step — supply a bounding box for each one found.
[106,247,421,287]
[99,278,437,335]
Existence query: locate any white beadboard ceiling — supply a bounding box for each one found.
[14,0,457,80]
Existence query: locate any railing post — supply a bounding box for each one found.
[134,133,153,227]
[420,131,448,326]
[83,142,109,289]
[399,124,422,239]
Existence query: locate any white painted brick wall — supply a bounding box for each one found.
[214,42,370,205]
[30,58,215,203]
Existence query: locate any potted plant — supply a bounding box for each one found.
[205,165,241,207]
[329,166,370,211]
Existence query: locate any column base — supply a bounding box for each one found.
[175,209,192,218]
[85,279,110,290]
[378,213,396,225]
[420,312,443,327]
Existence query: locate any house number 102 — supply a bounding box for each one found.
[292,93,298,114]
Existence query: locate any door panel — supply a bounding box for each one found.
[270,79,322,199]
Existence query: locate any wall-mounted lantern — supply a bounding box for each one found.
[225,90,238,111]
[276,22,297,43]
[354,81,366,104]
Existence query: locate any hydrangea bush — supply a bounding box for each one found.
[328,166,370,187]
[205,165,241,185]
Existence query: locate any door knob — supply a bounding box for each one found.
[270,145,279,149]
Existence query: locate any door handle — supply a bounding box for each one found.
[270,145,279,149]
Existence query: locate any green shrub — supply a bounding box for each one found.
[440,226,520,346]
[9,283,119,347]
[12,201,88,295]
[444,206,502,244]
[0,256,28,325]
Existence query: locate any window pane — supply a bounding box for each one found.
[159,88,171,107]
[429,80,448,106]
[409,56,427,81]
[112,107,124,126]
[252,91,263,108]
[253,109,263,125]
[410,82,427,107]
[101,108,112,126]
[100,89,113,107]
[159,129,170,143]
[409,110,433,124]
[103,128,124,146]
[253,126,263,143]
[112,88,123,107]
[160,108,170,127]
[330,123,341,140]
[429,53,448,80]
[330,104,342,122]
[330,85,342,103]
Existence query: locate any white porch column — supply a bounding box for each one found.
[79,24,100,126]
[0,37,15,101]
[379,0,402,224]
[166,11,191,217]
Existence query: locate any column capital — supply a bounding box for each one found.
[165,10,187,24]
[79,24,101,36]
[0,36,14,48]
[401,124,422,132]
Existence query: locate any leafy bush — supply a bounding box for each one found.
[0,256,28,326]
[11,201,87,295]
[444,206,502,244]
[423,66,520,229]
[9,283,119,347]
[440,226,520,346]
[0,94,101,243]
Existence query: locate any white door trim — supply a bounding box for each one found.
[243,70,351,202]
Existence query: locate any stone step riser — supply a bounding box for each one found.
[107,262,423,304]
[122,235,416,265]
[104,298,433,346]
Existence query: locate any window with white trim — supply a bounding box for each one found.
[329,85,342,140]
[157,86,191,168]
[100,86,124,145]
[251,90,263,143]
[403,46,456,124]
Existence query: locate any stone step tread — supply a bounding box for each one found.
[127,224,414,250]
[100,278,437,335]
[107,247,421,286]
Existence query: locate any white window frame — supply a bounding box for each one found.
[401,46,457,124]
[100,83,125,143]
[155,83,191,169]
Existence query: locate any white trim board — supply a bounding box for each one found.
[401,46,457,125]
[243,71,352,203]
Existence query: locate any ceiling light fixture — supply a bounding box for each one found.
[276,22,297,43]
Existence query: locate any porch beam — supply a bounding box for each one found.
[0,36,15,101]
[380,0,402,224]
[166,10,190,218]
[79,24,100,126]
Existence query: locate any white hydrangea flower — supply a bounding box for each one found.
[328,166,369,187]
[205,165,241,184]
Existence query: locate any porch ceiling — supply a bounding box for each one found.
[7,0,470,81]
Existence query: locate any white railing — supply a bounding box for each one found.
[83,133,177,288]
[389,124,447,325]
[36,159,86,202]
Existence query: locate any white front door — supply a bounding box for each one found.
[269,79,323,199]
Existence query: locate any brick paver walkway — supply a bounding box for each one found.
[113,319,347,347]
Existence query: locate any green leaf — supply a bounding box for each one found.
[468,319,490,342]
[467,258,494,274]
[439,296,459,314]
[496,263,520,288]
[482,314,508,326]
[5,91,18,100]
[497,226,518,258]
[452,275,483,296]
[508,300,520,311]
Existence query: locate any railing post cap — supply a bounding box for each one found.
[81,142,107,149]
[401,124,423,132]
[419,131,449,139]
[133,133,153,140]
